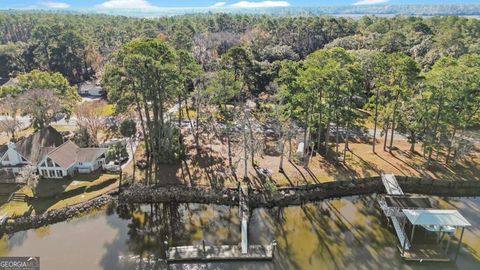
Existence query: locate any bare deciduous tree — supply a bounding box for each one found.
[18,165,39,197]
[19,88,62,130]
[74,100,109,145]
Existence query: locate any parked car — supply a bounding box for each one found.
[104,162,121,172]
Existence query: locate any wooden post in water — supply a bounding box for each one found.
[410,225,416,245]
[203,240,206,258]
[164,240,169,259]
[454,227,465,262]
[446,234,452,254]
[272,240,277,258]
[402,235,407,257]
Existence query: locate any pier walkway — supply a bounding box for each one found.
[166,184,274,262]
[379,174,411,251]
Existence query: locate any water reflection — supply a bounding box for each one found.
[0,196,479,270]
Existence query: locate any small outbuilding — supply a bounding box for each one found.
[78,81,104,96]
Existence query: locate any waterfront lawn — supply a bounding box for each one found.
[0,173,118,217]
[35,172,118,197]
[30,180,118,213]
[0,186,33,218]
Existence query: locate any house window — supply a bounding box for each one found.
[47,158,54,167]
[49,170,55,178]
[56,170,63,177]
[41,169,48,176]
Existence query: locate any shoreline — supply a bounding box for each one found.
[2,176,480,235]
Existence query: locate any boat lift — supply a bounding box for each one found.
[378,173,471,262]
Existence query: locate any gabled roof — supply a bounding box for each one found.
[77,148,107,163]
[15,126,64,164]
[46,141,107,169]
[403,209,471,227]
[47,141,79,168]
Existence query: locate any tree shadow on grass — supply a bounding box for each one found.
[30,178,117,214]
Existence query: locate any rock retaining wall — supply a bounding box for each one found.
[120,177,480,208]
[2,177,480,235]
[0,190,117,235]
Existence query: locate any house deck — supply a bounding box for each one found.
[399,244,451,262]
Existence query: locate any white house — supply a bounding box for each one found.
[0,126,63,173]
[0,126,107,179]
[78,81,104,96]
[37,141,106,179]
[0,143,28,173]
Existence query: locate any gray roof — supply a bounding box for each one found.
[15,126,64,164]
[77,148,107,163]
[47,141,107,168]
[403,209,471,227]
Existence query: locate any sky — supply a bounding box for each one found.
[1,0,479,10]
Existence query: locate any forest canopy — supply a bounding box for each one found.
[0,11,479,85]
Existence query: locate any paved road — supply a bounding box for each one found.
[367,129,407,141]
[0,115,78,128]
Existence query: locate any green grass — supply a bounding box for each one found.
[102,104,116,117]
[177,107,197,120]
[0,173,118,217]
[30,180,118,213]
[0,202,32,218]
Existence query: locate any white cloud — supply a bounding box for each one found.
[230,1,290,8]
[41,2,70,9]
[96,0,156,9]
[210,2,227,7]
[353,0,389,5]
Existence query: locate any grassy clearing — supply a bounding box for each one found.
[31,180,118,213]
[177,107,197,120]
[0,127,35,144]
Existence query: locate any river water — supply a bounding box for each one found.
[1,195,479,270]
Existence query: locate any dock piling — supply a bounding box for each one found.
[272,240,277,258]
[164,240,169,259]
[203,240,206,258]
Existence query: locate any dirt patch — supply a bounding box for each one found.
[124,129,479,189]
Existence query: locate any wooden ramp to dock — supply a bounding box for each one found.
[167,244,273,262]
[392,216,411,251]
[379,173,411,250]
[381,174,404,195]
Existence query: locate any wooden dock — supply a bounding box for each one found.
[167,244,274,262]
[400,244,451,262]
[165,184,276,262]
[240,185,249,254]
